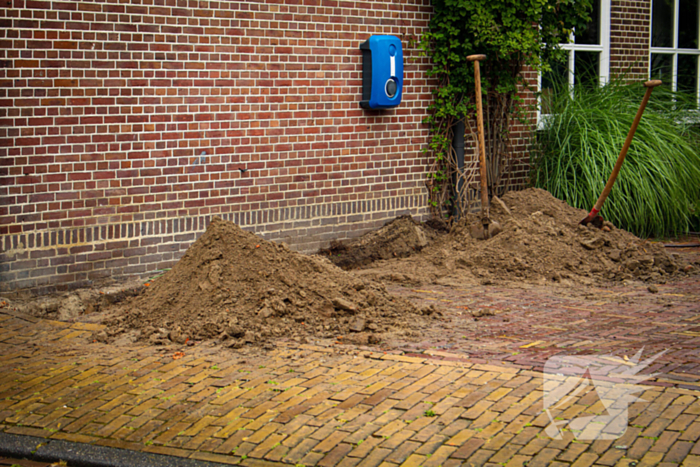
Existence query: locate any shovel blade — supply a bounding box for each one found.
[470,220,502,240]
[580,213,605,228]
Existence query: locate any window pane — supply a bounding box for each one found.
[541,57,569,114]
[677,54,699,94]
[678,0,699,48]
[650,53,673,86]
[652,0,675,47]
[574,51,600,87]
[576,0,600,45]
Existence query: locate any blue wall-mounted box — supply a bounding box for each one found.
[360,35,403,109]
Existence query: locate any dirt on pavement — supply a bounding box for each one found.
[3,188,695,351]
[340,188,695,287]
[97,217,435,348]
[319,215,441,269]
[0,279,144,322]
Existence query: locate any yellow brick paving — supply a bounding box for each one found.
[1,311,700,466]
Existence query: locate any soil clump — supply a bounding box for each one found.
[348,188,695,286]
[320,215,440,269]
[100,218,432,347]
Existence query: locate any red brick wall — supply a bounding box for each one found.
[0,0,439,294]
[508,68,538,192]
[610,0,651,79]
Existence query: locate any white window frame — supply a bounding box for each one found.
[559,0,611,88]
[649,0,700,105]
[537,0,611,126]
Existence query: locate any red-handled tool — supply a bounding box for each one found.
[580,79,662,227]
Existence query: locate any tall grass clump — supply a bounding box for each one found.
[532,78,700,238]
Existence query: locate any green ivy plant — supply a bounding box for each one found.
[420,0,593,219]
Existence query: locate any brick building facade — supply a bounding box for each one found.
[610,0,651,79]
[1,0,659,294]
[1,0,438,294]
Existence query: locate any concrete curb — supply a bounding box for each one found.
[0,432,232,467]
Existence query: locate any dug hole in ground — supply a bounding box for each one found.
[2,188,697,353]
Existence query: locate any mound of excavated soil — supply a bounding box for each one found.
[354,188,695,286]
[101,217,434,347]
[320,215,439,269]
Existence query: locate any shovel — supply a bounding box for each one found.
[467,54,501,240]
[580,79,662,228]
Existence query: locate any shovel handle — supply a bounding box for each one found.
[590,80,660,216]
[467,54,486,62]
[469,55,489,223]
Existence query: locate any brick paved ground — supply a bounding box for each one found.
[1,248,699,466]
[387,278,700,388]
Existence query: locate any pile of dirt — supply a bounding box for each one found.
[353,188,695,286]
[101,217,434,347]
[320,215,440,269]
